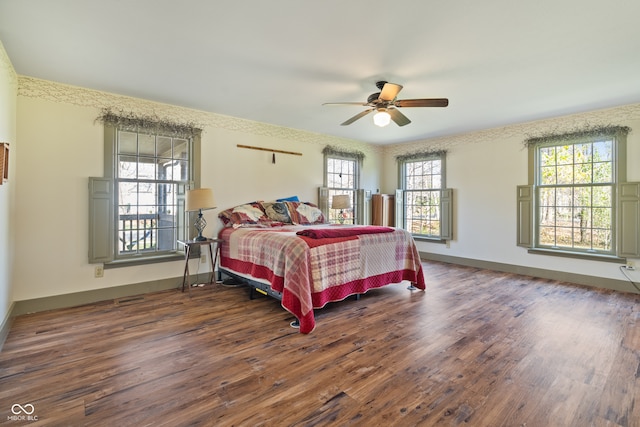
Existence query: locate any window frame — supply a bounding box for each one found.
[93,123,201,267]
[323,153,361,225]
[114,129,193,260]
[397,152,450,241]
[522,129,631,261]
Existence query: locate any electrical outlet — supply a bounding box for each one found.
[625,260,636,270]
[95,265,104,278]
[200,252,207,263]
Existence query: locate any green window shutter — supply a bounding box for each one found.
[619,182,640,257]
[89,177,114,263]
[395,189,404,228]
[318,187,329,219]
[356,189,371,225]
[517,185,533,248]
[440,188,453,240]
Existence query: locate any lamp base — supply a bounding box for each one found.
[193,210,208,241]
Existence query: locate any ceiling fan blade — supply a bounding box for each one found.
[379,83,403,102]
[322,102,369,106]
[340,109,374,126]
[394,98,449,108]
[388,108,411,127]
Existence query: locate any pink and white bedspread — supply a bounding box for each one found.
[218,224,425,333]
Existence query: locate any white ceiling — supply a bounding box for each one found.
[2,0,640,145]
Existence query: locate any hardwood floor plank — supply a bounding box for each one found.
[1,261,639,426]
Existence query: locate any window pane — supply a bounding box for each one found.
[156,136,172,159]
[593,140,612,161]
[539,225,556,246]
[119,182,138,205]
[593,229,611,251]
[592,186,611,207]
[593,162,612,183]
[592,208,611,229]
[556,145,573,165]
[574,163,592,184]
[118,155,138,179]
[574,143,592,163]
[137,159,156,180]
[539,206,555,227]
[118,131,137,155]
[540,147,556,166]
[573,186,591,208]
[557,165,573,185]
[138,134,155,156]
[540,166,556,185]
[556,187,572,207]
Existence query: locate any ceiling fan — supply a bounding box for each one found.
[323,81,448,127]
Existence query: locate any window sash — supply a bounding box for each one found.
[535,183,614,254]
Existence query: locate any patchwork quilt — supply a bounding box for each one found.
[219,224,425,333]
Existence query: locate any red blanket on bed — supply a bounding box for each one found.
[296,226,393,239]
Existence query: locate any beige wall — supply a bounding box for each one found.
[6,61,640,306]
[382,104,640,286]
[13,78,382,301]
[0,42,17,331]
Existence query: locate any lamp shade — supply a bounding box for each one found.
[186,188,216,212]
[331,194,352,210]
[373,109,391,127]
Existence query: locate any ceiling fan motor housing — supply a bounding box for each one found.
[367,92,381,104]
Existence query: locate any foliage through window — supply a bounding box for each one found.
[400,156,444,237]
[116,130,191,257]
[535,138,615,254]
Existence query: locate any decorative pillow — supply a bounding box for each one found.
[261,201,292,223]
[276,196,299,202]
[284,201,326,225]
[218,202,269,226]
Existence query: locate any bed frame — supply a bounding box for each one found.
[219,267,284,301]
[218,266,417,329]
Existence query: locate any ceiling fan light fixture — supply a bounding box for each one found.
[373,109,391,127]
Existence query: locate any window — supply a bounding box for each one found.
[397,152,452,240]
[324,155,359,224]
[518,126,639,259]
[115,130,191,258]
[90,117,201,265]
[536,139,615,254]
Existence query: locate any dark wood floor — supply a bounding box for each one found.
[1,261,639,426]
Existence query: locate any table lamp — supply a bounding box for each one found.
[331,194,352,224]
[186,188,217,241]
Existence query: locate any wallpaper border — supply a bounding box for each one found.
[385,103,640,157]
[17,76,379,156]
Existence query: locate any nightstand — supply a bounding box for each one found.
[177,238,222,296]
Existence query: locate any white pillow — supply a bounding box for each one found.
[232,204,265,222]
[296,203,323,223]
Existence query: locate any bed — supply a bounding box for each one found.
[217,200,425,333]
